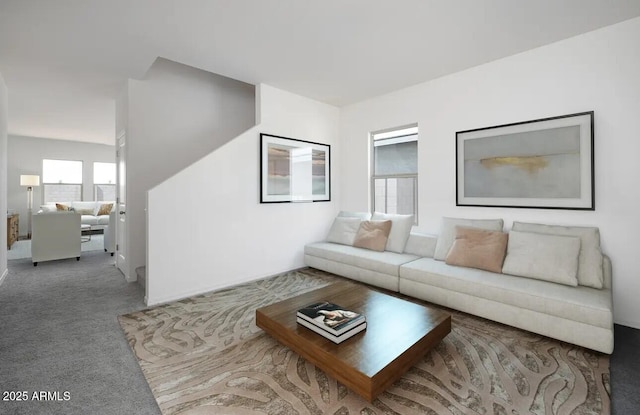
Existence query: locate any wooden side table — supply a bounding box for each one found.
[7,214,19,249]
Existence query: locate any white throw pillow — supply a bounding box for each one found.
[502,230,581,286]
[326,217,362,246]
[433,217,504,261]
[371,212,414,253]
[512,221,603,289]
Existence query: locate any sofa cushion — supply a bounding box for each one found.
[39,204,57,213]
[353,220,392,252]
[371,212,414,253]
[434,217,504,261]
[445,227,508,273]
[72,201,97,211]
[404,232,437,257]
[81,215,99,226]
[326,217,361,246]
[502,231,581,286]
[305,242,419,277]
[400,258,612,329]
[512,221,604,289]
[338,211,372,220]
[96,215,110,225]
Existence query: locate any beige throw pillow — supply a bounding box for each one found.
[353,220,392,252]
[445,227,508,273]
[76,208,94,215]
[56,203,71,211]
[434,217,504,261]
[97,203,113,216]
[371,212,414,253]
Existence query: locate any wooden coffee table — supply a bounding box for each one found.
[256,281,451,401]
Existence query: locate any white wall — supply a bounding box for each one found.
[7,135,115,236]
[340,17,640,328]
[146,84,340,305]
[0,73,8,284]
[124,58,256,282]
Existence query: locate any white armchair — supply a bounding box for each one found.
[104,211,116,256]
[31,212,81,266]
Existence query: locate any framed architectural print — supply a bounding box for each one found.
[456,111,594,210]
[260,133,331,203]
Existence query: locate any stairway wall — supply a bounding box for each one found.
[146,84,340,305]
[124,58,256,282]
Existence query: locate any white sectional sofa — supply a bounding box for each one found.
[39,201,115,230]
[304,213,614,354]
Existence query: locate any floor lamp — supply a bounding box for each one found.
[20,174,40,239]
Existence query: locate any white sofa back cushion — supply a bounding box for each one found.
[502,230,581,286]
[337,211,371,220]
[404,232,437,257]
[371,212,414,253]
[39,204,57,213]
[512,221,604,289]
[326,217,362,246]
[434,217,504,261]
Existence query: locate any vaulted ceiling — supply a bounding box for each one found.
[1,0,640,145]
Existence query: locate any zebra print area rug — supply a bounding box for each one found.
[118,268,610,414]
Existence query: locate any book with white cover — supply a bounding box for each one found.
[296,317,366,344]
[296,301,365,336]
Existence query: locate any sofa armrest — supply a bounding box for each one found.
[404,232,438,257]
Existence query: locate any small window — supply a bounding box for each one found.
[93,162,116,201]
[371,125,418,221]
[42,159,83,203]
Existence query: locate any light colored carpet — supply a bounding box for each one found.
[119,268,610,415]
[7,234,105,260]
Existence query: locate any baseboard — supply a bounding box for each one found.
[145,266,304,307]
[0,268,8,288]
[614,319,640,330]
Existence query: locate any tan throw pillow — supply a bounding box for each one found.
[353,220,392,252]
[97,203,113,216]
[445,227,508,273]
[56,203,71,211]
[371,212,414,253]
[76,208,94,215]
[434,217,504,261]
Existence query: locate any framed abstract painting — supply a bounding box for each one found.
[260,133,331,203]
[456,111,594,210]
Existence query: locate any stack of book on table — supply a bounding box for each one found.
[296,301,366,344]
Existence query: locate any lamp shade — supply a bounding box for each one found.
[20,175,40,187]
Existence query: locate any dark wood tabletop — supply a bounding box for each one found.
[256,280,451,401]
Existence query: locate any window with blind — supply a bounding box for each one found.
[93,162,116,201]
[42,159,83,203]
[371,126,418,222]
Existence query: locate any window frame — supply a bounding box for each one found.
[93,162,116,202]
[42,159,84,203]
[370,124,419,223]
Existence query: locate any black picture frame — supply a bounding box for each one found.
[260,133,331,203]
[456,111,594,210]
